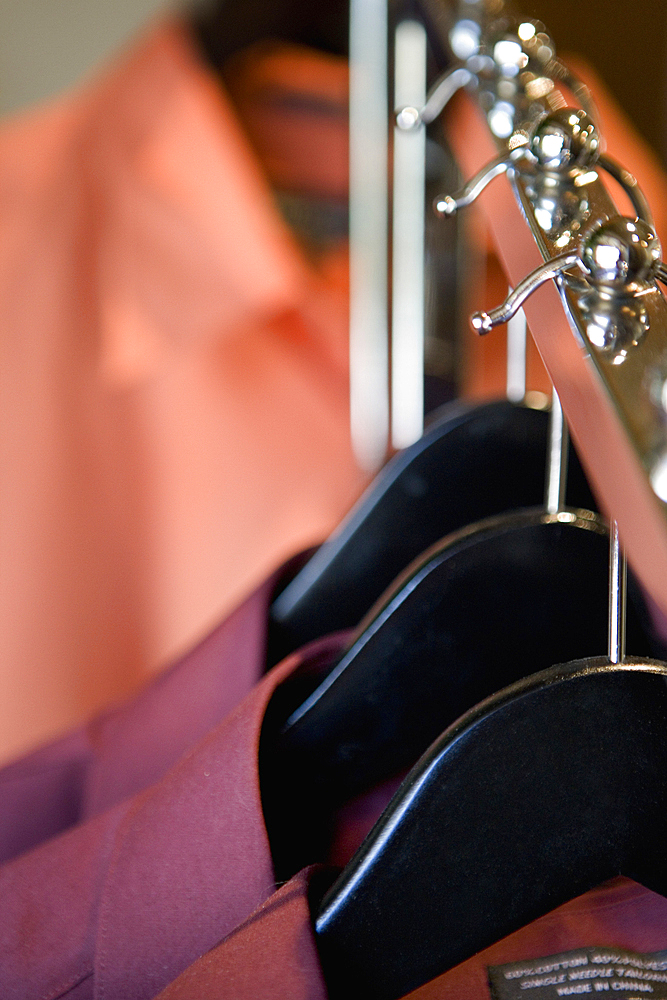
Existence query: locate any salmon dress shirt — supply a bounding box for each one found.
[0,20,366,764]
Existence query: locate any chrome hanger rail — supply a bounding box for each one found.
[398,0,667,616]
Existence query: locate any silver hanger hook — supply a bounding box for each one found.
[472,251,585,335]
[396,67,474,132]
[435,108,654,228]
[608,519,627,665]
[472,216,664,335]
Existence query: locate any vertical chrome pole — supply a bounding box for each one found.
[608,519,627,665]
[391,18,427,450]
[506,298,527,403]
[545,389,569,515]
[349,0,389,471]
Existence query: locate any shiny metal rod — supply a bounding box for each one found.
[419,66,473,125]
[545,389,568,515]
[608,519,627,665]
[471,252,582,334]
[434,151,518,217]
[600,156,654,228]
[349,0,389,471]
[391,18,427,450]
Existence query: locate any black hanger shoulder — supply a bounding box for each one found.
[261,508,660,881]
[274,508,634,804]
[269,400,596,661]
[316,658,667,1000]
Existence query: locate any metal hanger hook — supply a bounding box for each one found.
[472,216,663,335]
[472,252,584,334]
[435,108,653,226]
[396,66,474,132]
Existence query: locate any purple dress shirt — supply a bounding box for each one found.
[3,564,667,998]
[151,875,667,1000]
[0,557,304,866]
[0,630,345,999]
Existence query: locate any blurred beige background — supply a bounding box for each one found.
[0,0,171,116]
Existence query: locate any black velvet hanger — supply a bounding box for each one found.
[314,656,667,1000]
[267,399,596,664]
[260,506,662,881]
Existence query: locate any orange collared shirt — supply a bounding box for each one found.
[0,20,367,764]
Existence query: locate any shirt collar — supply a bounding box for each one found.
[94,632,346,998]
[86,20,319,384]
[0,632,346,998]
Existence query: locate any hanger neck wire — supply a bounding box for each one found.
[546,388,627,663]
[608,519,627,665]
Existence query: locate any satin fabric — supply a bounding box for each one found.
[3,647,665,1000]
[2,570,667,998]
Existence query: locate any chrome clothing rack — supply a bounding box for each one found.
[349,0,667,620]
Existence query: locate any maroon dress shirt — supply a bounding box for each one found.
[0,631,345,999]
[0,557,301,866]
[150,875,667,1000]
[2,566,667,998]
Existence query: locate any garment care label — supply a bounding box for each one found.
[489,948,667,1000]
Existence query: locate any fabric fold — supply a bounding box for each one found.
[0,633,346,999]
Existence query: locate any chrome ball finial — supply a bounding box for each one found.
[530,108,600,173]
[581,217,662,293]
